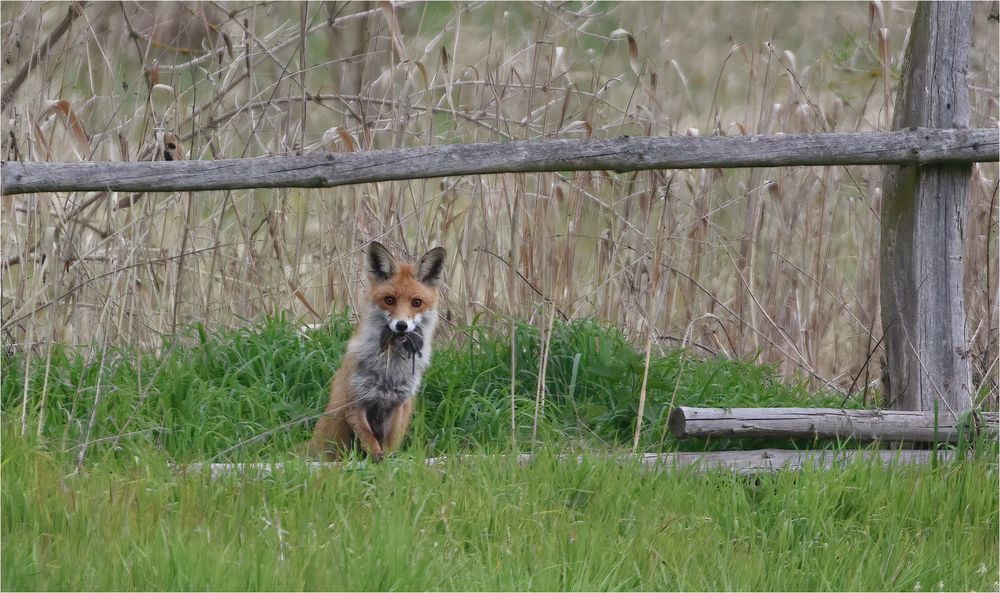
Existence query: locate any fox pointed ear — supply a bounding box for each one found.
[367,242,396,281]
[416,247,447,287]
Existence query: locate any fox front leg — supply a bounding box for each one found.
[345,406,384,462]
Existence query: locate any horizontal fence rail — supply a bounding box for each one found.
[2,127,996,195]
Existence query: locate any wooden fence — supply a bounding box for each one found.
[2,2,997,421]
[1,128,995,195]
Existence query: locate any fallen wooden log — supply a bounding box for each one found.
[668,407,999,443]
[179,448,965,479]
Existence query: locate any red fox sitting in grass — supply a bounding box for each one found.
[308,242,446,462]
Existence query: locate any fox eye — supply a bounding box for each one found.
[384,296,395,306]
[412,298,422,308]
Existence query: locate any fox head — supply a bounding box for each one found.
[366,242,446,335]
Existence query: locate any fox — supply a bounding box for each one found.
[308,242,446,462]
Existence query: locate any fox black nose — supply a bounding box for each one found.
[394,321,409,332]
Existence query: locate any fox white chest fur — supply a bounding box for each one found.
[308,242,446,462]
[347,305,438,407]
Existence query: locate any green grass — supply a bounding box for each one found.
[2,316,997,590]
[1,314,850,461]
[3,435,997,591]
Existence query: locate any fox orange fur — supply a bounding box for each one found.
[308,242,446,461]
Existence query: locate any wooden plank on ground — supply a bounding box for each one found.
[179,448,968,479]
[668,407,998,443]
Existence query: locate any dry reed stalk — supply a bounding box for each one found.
[510,315,517,445]
[633,175,671,453]
[35,321,55,437]
[0,1,996,414]
[75,322,111,471]
[1,1,89,112]
[170,191,194,335]
[531,302,556,445]
[632,334,655,454]
[506,172,522,446]
[19,312,34,436]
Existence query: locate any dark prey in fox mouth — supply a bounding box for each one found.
[379,324,424,356]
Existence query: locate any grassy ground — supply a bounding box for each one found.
[2,3,997,589]
[3,314,852,461]
[3,317,998,590]
[4,432,997,591]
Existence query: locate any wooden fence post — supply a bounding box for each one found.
[880,2,975,415]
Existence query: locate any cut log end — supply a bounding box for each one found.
[667,406,688,438]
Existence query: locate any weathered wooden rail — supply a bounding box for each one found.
[668,407,999,444]
[181,448,963,479]
[1,128,996,195]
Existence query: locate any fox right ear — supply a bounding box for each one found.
[416,246,447,287]
[367,242,396,281]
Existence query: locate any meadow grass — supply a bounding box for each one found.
[2,314,851,462]
[3,317,997,590]
[3,429,997,591]
[2,3,997,588]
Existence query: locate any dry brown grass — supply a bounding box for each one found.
[1,1,997,400]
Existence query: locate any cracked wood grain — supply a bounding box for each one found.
[880,2,978,416]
